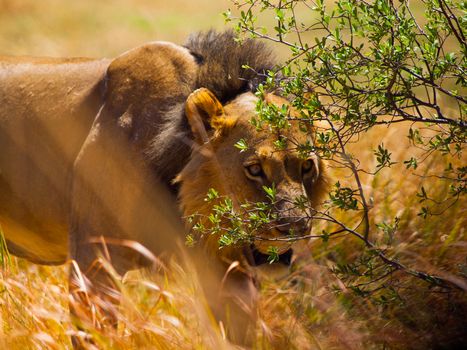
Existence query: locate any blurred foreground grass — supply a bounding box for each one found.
[0,126,464,349]
[0,0,466,349]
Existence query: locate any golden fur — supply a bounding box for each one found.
[180,89,327,267]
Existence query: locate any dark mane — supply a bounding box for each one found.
[185,30,276,103]
[148,30,276,191]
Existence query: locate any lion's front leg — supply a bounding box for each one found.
[68,241,127,348]
[199,260,259,347]
[221,273,259,346]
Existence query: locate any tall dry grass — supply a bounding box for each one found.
[0,125,464,349]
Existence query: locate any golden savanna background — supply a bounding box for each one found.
[0,0,466,349]
[0,0,231,56]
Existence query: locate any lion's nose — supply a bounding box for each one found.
[274,196,310,236]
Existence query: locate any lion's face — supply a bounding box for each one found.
[179,89,326,264]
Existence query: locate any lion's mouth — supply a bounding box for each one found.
[247,246,293,266]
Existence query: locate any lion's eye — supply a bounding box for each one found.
[245,163,263,178]
[302,159,314,175]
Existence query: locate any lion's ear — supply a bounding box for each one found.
[185,88,226,144]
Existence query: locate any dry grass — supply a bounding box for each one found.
[0,0,231,57]
[0,1,466,349]
[0,122,464,350]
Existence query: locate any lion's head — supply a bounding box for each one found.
[177,88,327,267]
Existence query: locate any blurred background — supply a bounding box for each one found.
[0,0,232,57]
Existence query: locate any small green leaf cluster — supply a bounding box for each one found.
[331,247,404,305]
[187,187,280,251]
[329,181,359,210]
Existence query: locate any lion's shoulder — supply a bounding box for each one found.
[104,41,198,116]
[103,30,276,115]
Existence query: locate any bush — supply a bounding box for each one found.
[221,0,465,282]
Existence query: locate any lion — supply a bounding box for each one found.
[0,31,326,345]
[180,89,326,264]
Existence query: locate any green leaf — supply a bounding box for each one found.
[234,138,249,152]
[266,246,280,264]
